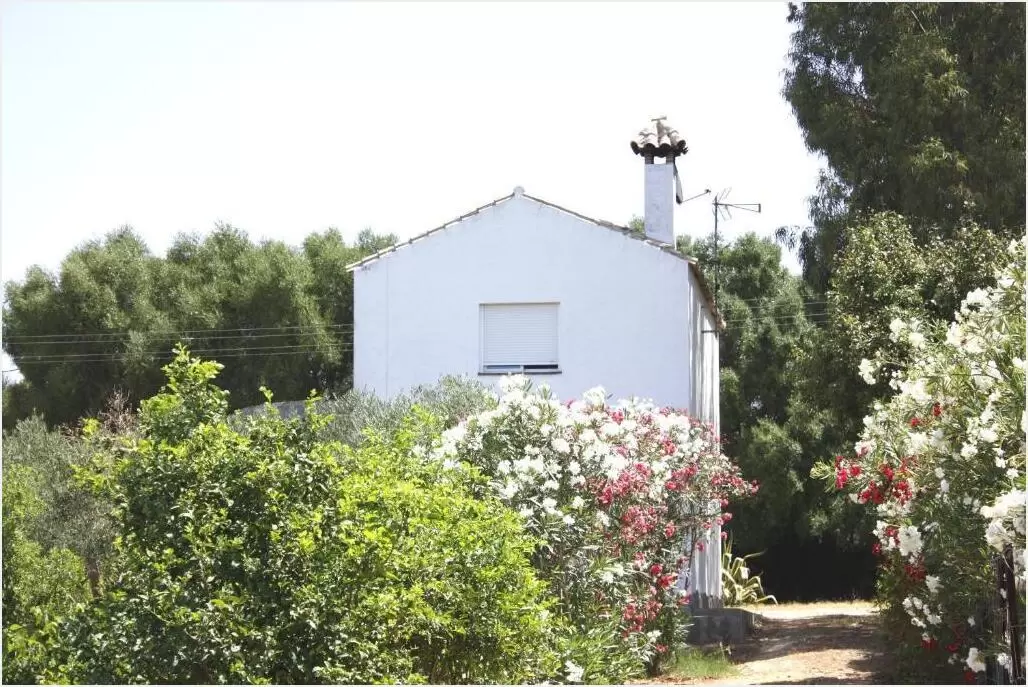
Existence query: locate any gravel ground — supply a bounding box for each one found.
[649,602,887,685]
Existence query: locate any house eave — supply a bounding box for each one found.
[345,192,516,272]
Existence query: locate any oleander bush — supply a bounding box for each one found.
[436,377,757,679]
[814,237,1026,682]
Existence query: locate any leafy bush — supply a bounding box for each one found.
[46,347,562,684]
[317,375,495,447]
[1,415,115,589]
[2,461,92,684]
[435,377,757,680]
[814,238,1026,681]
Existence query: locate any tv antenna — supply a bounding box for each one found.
[712,188,761,313]
[681,188,712,205]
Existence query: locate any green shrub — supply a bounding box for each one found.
[1,415,115,590]
[317,375,495,447]
[51,347,561,684]
[814,239,1026,680]
[2,462,92,684]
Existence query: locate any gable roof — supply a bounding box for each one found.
[345,190,724,331]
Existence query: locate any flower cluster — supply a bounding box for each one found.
[818,237,1026,680]
[981,488,1027,580]
[433,376,756,673]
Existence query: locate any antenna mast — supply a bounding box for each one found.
[711,189,761,311]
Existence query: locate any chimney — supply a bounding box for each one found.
[630,117,688,245]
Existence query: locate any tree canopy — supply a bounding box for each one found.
[3,224,396,428]
[783,1,1025,291]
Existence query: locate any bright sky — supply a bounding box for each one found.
[2,1,823,378]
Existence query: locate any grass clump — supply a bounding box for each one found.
[665,644,737,681]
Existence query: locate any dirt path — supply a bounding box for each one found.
[664,603,887,685]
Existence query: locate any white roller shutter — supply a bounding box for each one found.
[481,303,559,371]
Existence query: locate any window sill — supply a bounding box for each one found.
[478,369,563,376]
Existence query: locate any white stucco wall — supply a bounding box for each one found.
[644,163,674,245]
[353,193,707,410]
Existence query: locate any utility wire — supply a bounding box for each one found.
[14,342,352,362]
[4,323,354,342]
[724,296,830,305]
[721,313,830,325]
[5,301,830,345]
[10,347,354,366]
[5,329,354,346]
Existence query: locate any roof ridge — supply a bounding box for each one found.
[344,190,723,330]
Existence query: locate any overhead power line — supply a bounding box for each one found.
[14,341,351,361]
[721,313,830,325]
[5,329,354,347]
[10,346,354,366]
[4,323,354,343]
[726,299,830,308]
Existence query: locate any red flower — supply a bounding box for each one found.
[946,642,960,653]
[910,417,922,428]
[880,464,895,481]
[835,469,849,490]
[655,643,668,654]
[872,542,882,556]
[904,561,927,582]
[964,669,976,684]
[932,402,942,417]
[892,480,912,505]
[649,563,663,576]
[921,637,937,651]
[664,523,676,538]
[848,465,862,478]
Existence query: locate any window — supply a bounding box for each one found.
[480,303,559,373]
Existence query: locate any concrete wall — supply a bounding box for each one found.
[353,192,701,409]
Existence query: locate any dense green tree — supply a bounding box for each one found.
[153,227,336,409]
[769,4,1025,598]
[3,224,396,428]
[3,229,167,428]
[790,215,1008,449]
[783,1,1025,291]
[302,227,397,392]
[674,232,872,597]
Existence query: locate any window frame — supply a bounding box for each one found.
[478,301,561,375]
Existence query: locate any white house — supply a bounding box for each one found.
[347,118,725,606]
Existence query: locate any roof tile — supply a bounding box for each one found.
[631,117,688,158]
